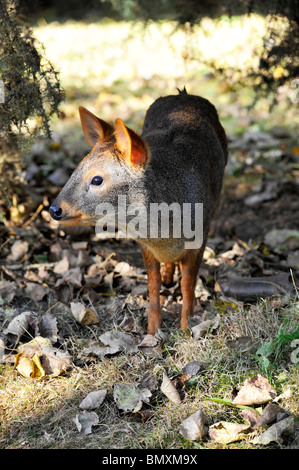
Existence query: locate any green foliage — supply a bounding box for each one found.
[256,320,299,372]
[0,0,63,144]
[105,0,299,105]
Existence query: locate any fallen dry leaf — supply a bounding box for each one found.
[209,421,252,444]
[232,374,277,406]
[70,302,99,325]
[7,240,29,262]
[38,313,58,342]
[190,314,220,340]
[99,330,139,355]
[172,373,191,401]
[79,390,107,410]
[113,382,152,412]
[41,346,72,376]
[53,256,69,274]
[25,282,50,301]
[4,311,32,340]
[55,267,82,288]
[160,372,181,405]
[134,409,155,422]
[251,416,294,445]
[182,360,203,376]
[240,408,261,428]
[138,334,160,349]
[16,336,72,378]
[114,261,136,277]
[14,351,46,379]
[252,403,288,430]
[179,410,208,441]
[138,372,158,393]
[0,280,17,303]
[18,336,52,353]
[74,411,99,435]
[226,336,253,353]
[77,342,113,361]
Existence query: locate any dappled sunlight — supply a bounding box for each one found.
[33,15,297,139]
[1,7,298,450]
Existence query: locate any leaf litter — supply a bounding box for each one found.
[0,123,298,447]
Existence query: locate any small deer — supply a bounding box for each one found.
[50,89,227,334]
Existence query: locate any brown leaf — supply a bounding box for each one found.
[7,240,29,262]
[99,330,139,355]
[79,390,107,410]
[160,372,181,405]
[252,403,287,429]
[134,409,155,422]
[240,409,261,428]
[74,411,99,435]
[232,374,277,406]
[53,256,69,274]
[209,421,252,444]
[70,302,99,325]
[14,351,46,379]
[55,267,82,288]
[138,372,158,393]
[172,374,191,401]
[251,416,294,445]
[0,280,17,303]
[25,282,50,301]
[39,313,59,342]
[180,410,208,441]
[41,346,72,376]
[4,311,32,340]
[226,336,253,353]
[16,336,72,377]
[138,334,160,348]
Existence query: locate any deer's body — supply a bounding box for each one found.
[50,89,227,334]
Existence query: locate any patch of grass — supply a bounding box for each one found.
[1,296,298,449]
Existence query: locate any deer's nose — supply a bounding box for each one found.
[49,204,63,221]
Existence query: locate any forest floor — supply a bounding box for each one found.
[0,16,298,450]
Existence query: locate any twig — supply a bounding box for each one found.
[23,204,44,228]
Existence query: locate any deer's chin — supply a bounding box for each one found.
[58,215,91,227]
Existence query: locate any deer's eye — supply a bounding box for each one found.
[91,176,103,186]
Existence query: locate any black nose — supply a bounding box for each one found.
[49,204,63,221]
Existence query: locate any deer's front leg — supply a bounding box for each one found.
[179,249,202,330]
[141,245,162,334]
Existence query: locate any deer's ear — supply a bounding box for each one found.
[114,118,149,167]
[79,106,114,147]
